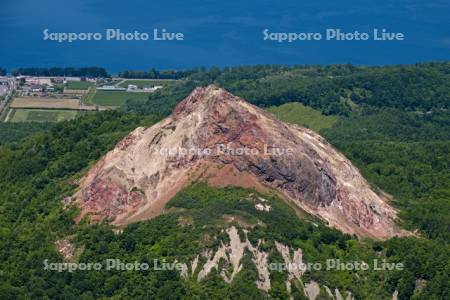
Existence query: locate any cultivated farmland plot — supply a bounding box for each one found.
[91,91,151,106]
[8,109,82,122]
[10,97,96,110]
[65,81,94,90]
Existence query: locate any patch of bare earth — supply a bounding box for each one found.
[10,97,96,110]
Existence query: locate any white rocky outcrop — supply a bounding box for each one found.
[195,226,270,290]
[304,281,321,300]
[175,226,359,299]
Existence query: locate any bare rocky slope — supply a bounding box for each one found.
[72,85,409,239]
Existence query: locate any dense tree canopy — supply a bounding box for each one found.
[1,63,449,299]
[11,67,109,78]
[125,62,450,117]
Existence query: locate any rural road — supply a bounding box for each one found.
[0,77,16,122]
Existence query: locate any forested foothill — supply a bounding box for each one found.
[0,63,449,299]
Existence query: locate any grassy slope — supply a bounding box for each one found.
[267,102,339,132]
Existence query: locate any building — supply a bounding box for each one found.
[30,84,42,92]
[65,77,81,82]
[96,85,127,91]
[0,84,7,97]
[143,85,163,92]
[26,77,52,86]
[127,84,138,91]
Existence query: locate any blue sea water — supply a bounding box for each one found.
[1,0,449,73]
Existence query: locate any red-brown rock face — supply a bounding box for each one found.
[73,85,410,239]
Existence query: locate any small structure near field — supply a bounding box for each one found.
[143,85,163,92]
[127,84,138,91]
[96,85,127,92]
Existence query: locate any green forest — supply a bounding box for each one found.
[10,67,109,78]
[0,63,449,299]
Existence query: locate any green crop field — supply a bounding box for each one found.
[267,102,339,132]
[8,109,82,123]
[91,91,151,106]
[65,81,94,90]
[118,79,174,88]
[83,87,96,104]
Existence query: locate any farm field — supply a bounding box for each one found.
[84,87,96,104]
[8,109,82,123]
[118,79,175,88]
[65,81,94,90]
[91,91,151,106]
[267,102,339,132]
[11,97,81,109]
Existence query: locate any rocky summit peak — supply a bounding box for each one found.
[72,86,411,240]
[172,85,239,118]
